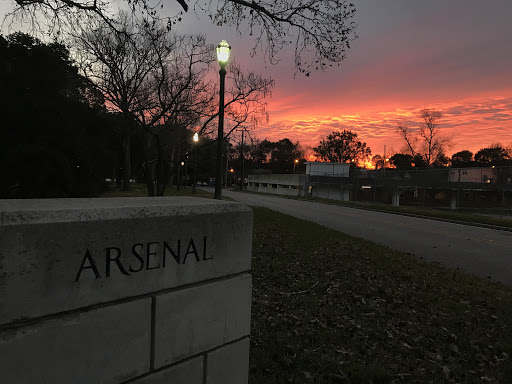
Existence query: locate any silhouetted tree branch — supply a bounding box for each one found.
[396,108,452,166]
[71,12,165,190]
[8,0,357,75]
[195,61,274,140]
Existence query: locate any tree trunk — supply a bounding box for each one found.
[156,160,171,196]
[115,142,123,188]
[145,160,156,196]
[115,166,122,188]
[122,118,131,191]
[141,131,157,197]
[176,137,182,191]
[153,136,170,196]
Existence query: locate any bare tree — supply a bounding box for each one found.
[419,108,448,166]
[71,11,273,196]
[200,62,273,136]
[175,59,274,151]
[396,121,417,158]
[72,13,210,193]
[132,33,213,195]
[73,12,222,195]
[136,53,273,195]
[7,0,357,75]
[72,12,163,190]
[395,108,451,166]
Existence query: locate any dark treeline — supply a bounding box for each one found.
[0,32,204,198]
[230,138,305,178]
[387,109,511,169]
[2,32,508,200]
[0,33,116,198]
[386,145,512,170]
[0,24,271,198]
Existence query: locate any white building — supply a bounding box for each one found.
[247,162,351,198]
[247,174,307,196]
[449,167,497,183]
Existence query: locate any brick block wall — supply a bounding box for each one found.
[0,197,252,384]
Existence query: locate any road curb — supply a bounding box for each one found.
[230,189,512,233]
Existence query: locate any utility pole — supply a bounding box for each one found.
[240,128,244,190]
[176,134,182,191]
[236,127,250,191]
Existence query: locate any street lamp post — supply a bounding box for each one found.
[192,132,199,194]
[214,40,231,200]
[293,159,299,173]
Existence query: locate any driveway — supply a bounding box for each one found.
[214,188,512,285]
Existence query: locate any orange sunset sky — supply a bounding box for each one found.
[177,0,512,158]
[2,0,511,158]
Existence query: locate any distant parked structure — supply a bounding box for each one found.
[247,162,350,197]
[247,174,306,196]
[248,163,512,209]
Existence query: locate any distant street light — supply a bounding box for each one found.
[214,40,231,200]
[178,161,185,189]
[293,159,299,173]
[192,132,199,194]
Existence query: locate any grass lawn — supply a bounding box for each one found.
[250,207,512,383]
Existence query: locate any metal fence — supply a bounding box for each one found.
[304,166,512,209]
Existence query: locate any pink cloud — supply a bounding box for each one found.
[252,95,512,157]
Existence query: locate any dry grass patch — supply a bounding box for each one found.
[250,207,512,384]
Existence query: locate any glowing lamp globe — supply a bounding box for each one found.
[216,40,231,66]
[193,132,199,142]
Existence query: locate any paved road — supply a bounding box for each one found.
[215,189,512,285]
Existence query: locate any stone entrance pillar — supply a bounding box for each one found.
[0,197,253,384]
